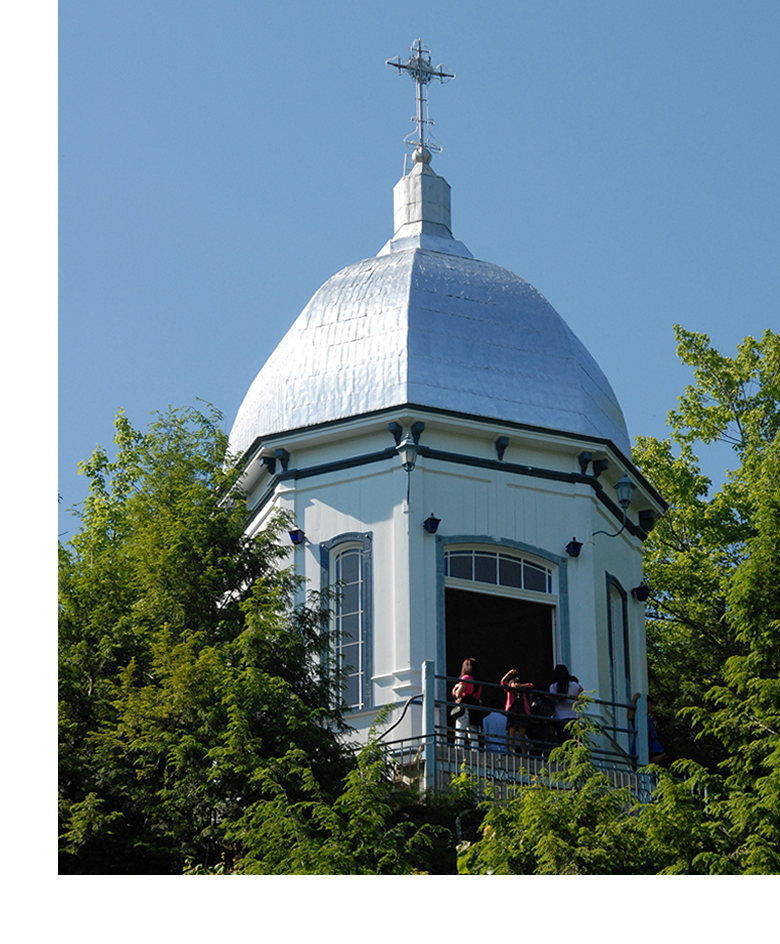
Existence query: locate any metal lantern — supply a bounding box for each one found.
[614,474,637,510]
[396,437,418,473]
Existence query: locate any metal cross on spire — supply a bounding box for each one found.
[386,39,455,165]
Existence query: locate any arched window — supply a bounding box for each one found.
[607,574,631,744]
[444,548,554,595]
[334,545,365,709]
[321,532,373,712]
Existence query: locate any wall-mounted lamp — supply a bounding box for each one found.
[566,538,583,558]
[593,473,637,539]
[396,437,418,472]
[631,585,650,601]
[390,422,425,504]
[396,436,418,503]
[423,514,441,534]
[615,474,637,510]
[288,528,306,546]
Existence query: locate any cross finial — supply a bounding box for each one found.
[386,39,455,166]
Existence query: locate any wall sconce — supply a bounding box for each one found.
[391,422,425,504]
[593,473,637,539]
[631,585,650,601]
[396,436,418,472]
[396,436,418,503]
[566,538,583,558]
[615,474,637,510]
[288,528,306,546]
[423,514,441,534]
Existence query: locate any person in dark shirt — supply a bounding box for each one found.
[501,668,534,754]
[628,692,667,765]
[452,657,483,749]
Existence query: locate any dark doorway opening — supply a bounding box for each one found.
[445,587,555,707]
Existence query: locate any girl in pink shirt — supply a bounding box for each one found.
[501,668,534,754]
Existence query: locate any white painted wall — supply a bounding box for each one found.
[239,409,661,745]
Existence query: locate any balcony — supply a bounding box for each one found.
[376,663,655,802]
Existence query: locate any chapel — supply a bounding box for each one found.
[229,42,665,765]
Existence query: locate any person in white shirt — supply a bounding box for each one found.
[481,697,509,754]
[549,664,583,743]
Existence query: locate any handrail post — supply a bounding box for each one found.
[422,660,436,793]
[635,694,652,802]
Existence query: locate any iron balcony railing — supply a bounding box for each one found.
[375,661,654,802]
[382,731,655,804]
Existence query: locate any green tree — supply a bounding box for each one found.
[228,734,454,874]
[633,327,780,872]
[633,327,779,767]
[460,328,780,876]
[456,724,747,875]
[689,431,780,872]
[456,725,650,875]
[59,405,350,873]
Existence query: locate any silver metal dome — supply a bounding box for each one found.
[230,165,629,456]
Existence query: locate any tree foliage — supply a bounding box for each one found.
[460,327,779,875]
[632,329,778,763]
[632,326,780,872]
[456,720,749,875]
[457,722,649,875]
[58,405,350,873]
[59,324,780,875]
[227,735,454,874]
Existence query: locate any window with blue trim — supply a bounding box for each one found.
[607,576,631,711]
[321,532,372,712]
[334,545,365,709]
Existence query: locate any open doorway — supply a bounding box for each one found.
[445,587,555,706]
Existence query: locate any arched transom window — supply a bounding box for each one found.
[444,548,554,595]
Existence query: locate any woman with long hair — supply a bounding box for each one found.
[451,657,482,749]
[549,664,583,743]
[501,668,534,754]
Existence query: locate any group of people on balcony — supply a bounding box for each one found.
[451,658,583,754]
[450,658,666,764]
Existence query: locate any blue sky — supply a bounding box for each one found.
[57,1,780,539]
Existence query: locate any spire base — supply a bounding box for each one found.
[377,232,473,258]
[378,161,472,258]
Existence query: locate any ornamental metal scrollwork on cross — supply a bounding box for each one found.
[386,39,455,163]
